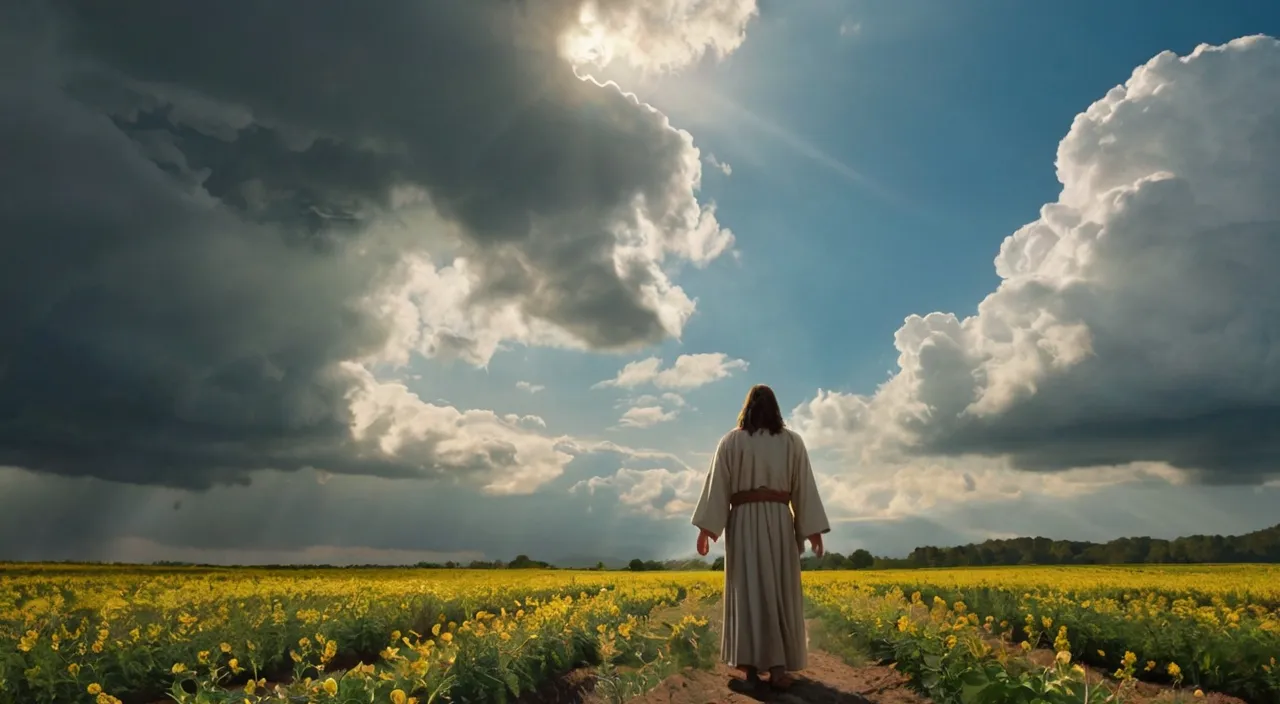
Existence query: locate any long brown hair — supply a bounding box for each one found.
[737,384,786,436]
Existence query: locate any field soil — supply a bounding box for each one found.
[521,637,926,704]
[520,596,931,704]
[525,601,1248,704]
[142,601,1246,704]
[618,647,929,704]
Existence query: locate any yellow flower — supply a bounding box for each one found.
[1056,650,1071,665]
[322,677,338,695]
[1194,690,1204,698]
[68,663,81,676]
[220,642,232,653]
[391,690,408,704]
[441,632,453,643]
[171,663,186,675]
[87,683,103,695]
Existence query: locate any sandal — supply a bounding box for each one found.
[729,666,763,690]
[768,671,796,690]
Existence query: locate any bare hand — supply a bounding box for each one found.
[696,528,718,556]
[808,533,824,558]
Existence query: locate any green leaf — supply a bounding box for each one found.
[959,679,990,704]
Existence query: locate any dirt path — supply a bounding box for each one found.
[522,614,1248,704]
[621,646,929,704]
[519,597,930,704]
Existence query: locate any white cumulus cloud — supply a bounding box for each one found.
[343,363,575,495]
[560,0,759,74]
[705,153,733,176]
[595,352,749,390]
[571,466,702,518]
[793,35,1280,511]
[618,406,680,428]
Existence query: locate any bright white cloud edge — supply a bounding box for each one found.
[790,35,1280,520]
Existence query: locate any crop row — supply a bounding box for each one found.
[805,570,1280,703]
[0,570,719,704]
[4,565,1279,704]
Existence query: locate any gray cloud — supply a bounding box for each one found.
[0,0,750,489]
[49,0,733,346]
[795,36,1280,485]
[0,460,681,566]
[5,461,1272,564]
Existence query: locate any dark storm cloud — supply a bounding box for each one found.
[4,464,1273,564]
[926,389,1280,484]
[0,465,676,566]
[48,0,699,345]
[0,1,740,488]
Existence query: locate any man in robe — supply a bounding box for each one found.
[692,383,830,691]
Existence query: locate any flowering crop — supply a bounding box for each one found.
[804,565,1280,703]
[3,563,1278,703]
[0,566,720,704]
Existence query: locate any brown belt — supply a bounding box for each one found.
[729,488,791,509]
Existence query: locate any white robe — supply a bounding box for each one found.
[690,427,831,672]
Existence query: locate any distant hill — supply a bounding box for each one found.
[865,522,1280,569]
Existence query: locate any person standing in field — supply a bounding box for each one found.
[691,383,831,691]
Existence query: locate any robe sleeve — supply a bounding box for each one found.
[691,434,733,540]
[789,431,831,539]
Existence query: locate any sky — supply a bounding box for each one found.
[3,0,1280,567]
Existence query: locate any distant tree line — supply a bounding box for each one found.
[877,523,1280,568]
[106,522,1279,571]
[627,552,879,572]
[410,554,554,570]
[801,548,875,571]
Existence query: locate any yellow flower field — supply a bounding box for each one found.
[1,564,1277,703]
[805,565,1280,703]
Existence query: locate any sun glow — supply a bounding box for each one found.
[558,3,616,68]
